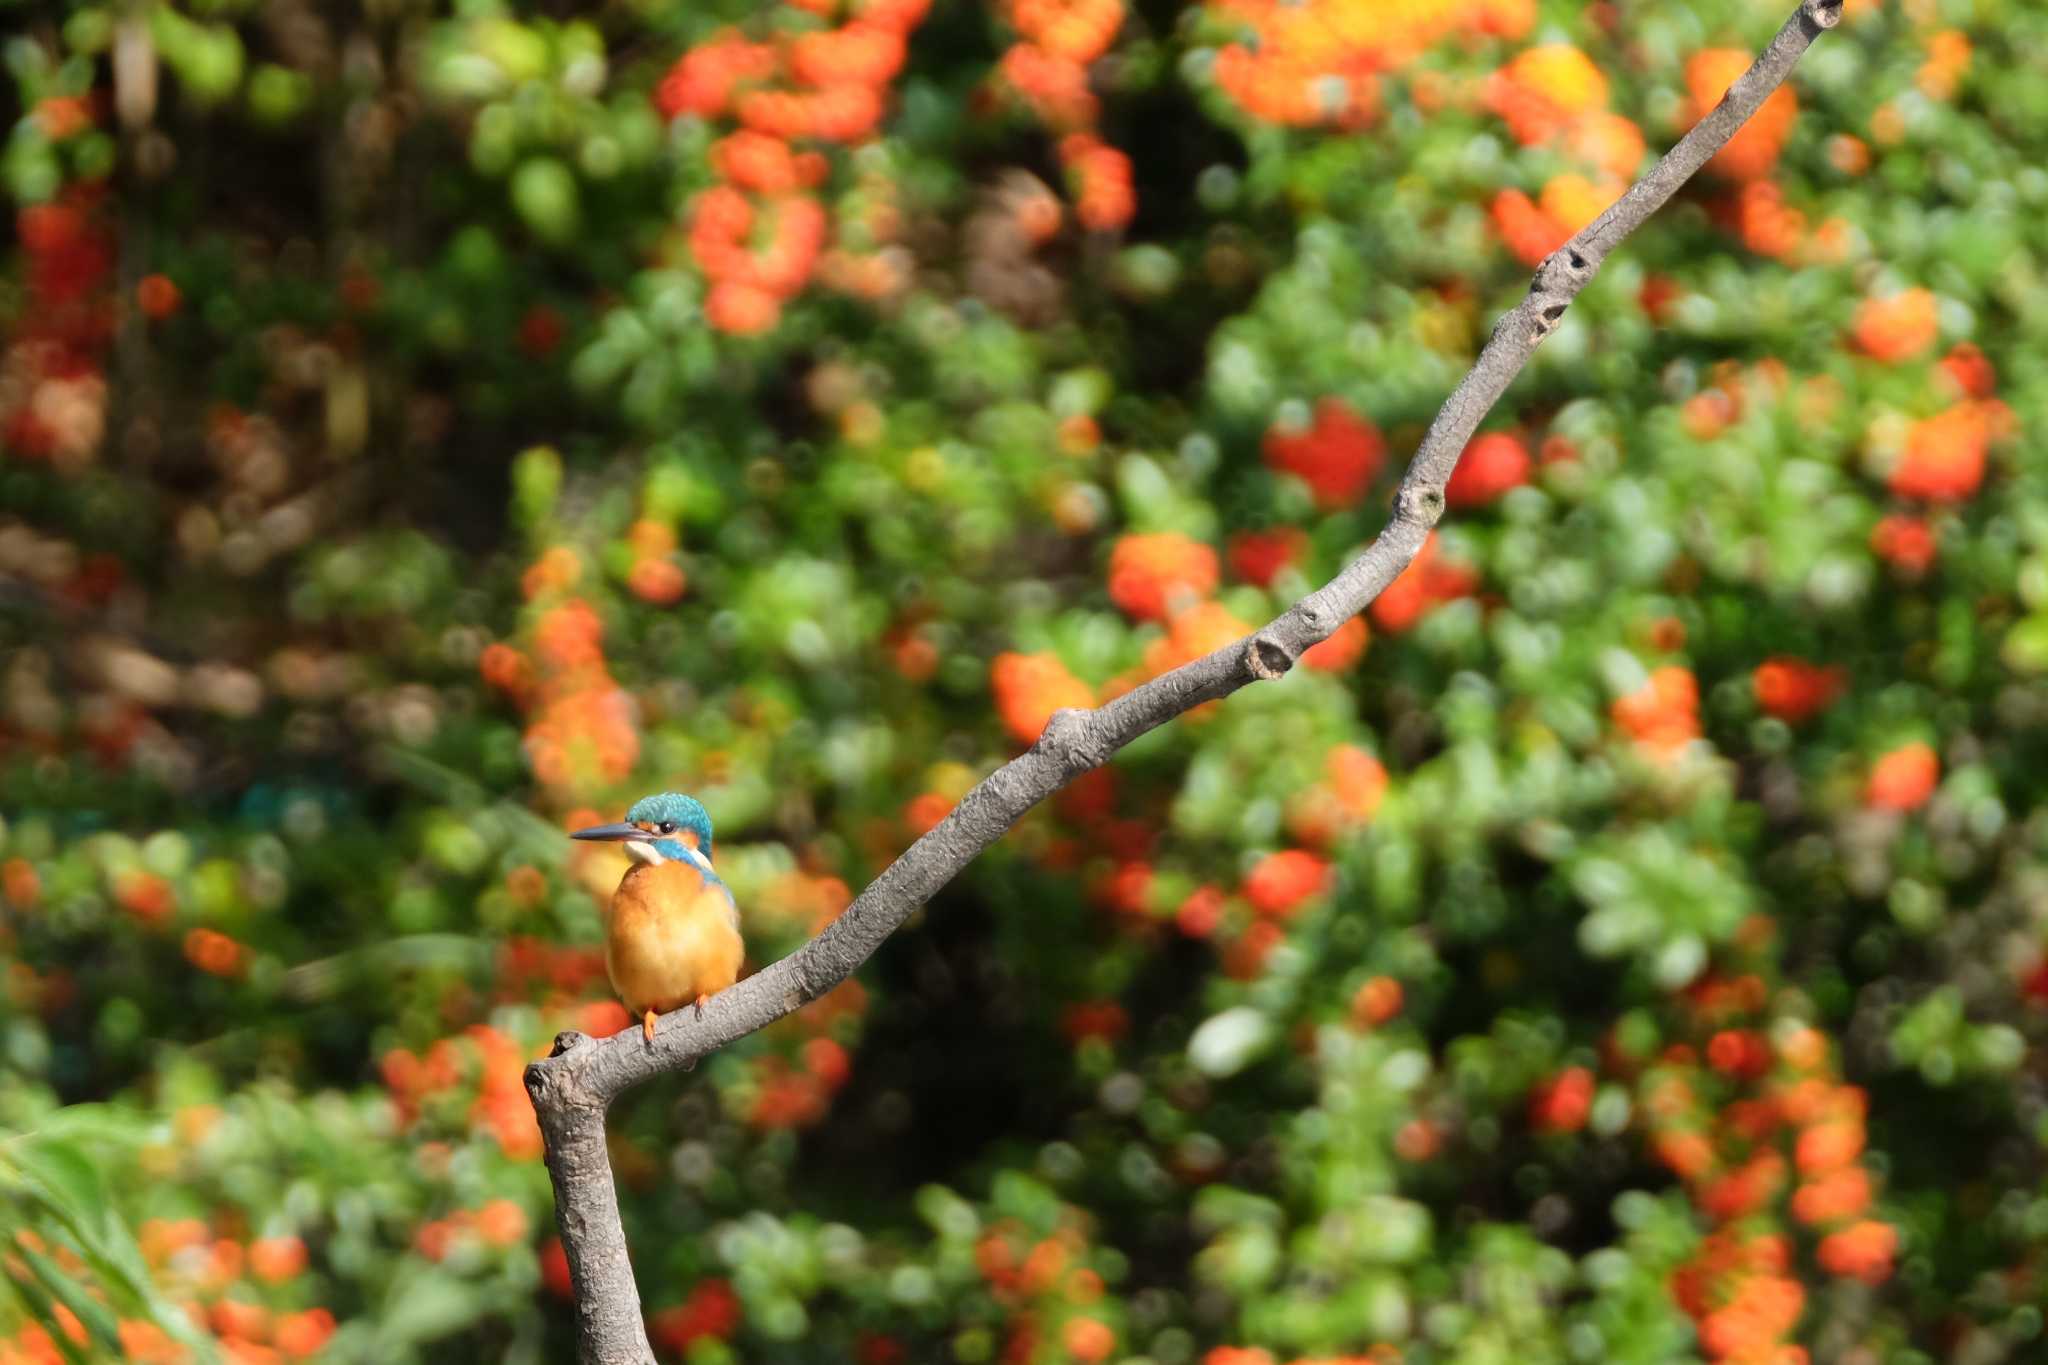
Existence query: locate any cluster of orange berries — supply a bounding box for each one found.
[1668,1229,1806,1365]
[1686,50,1799,183]
[1371,533,1478,634]
[1037,768,1151,891]
[1888,398,2011,502]
[1179,836,1347,976]
[74,864,258,984]
[1285,744,1389,851]
[1262,397,1386,509]
[483,547,641,799]
[1611,664,1702,762]
[1203,1347,1402,1365]
[1053,757,1364,982]
[1846,296,2014,504]
[1058,132,1134,232]
[689,183,831,335]
[1107,532,1218,621]
[1128,599,1255,687]
[1484,43,1641,265]
[414,1198,530,1262]
[656,1,929,332]
[4,190,114,468]
[1073,515,1378,740]
[1209,0,1531,129]
[1635,979,1897,1362]
[987,0,1135,232]
[1727,180,1812,263]
[1226,528,1308,589]
[746,1035,853,1128]
[380,1023,544,1160]
[991,650,1095,745]
[973,1218,1121,1363]
[649,1278,742,1356]
[1917,27,1971,101]
[496,934,608,1001]
[622,518,688,605]
[22,1223,342,1365]
[1241,847,1332,920]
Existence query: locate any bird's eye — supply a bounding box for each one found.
[658,821,676,835]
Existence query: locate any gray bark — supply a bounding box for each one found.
[525,4,1845,1358]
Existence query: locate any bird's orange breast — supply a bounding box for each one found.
[605,860,744,1018]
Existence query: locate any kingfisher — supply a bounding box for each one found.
[571,793,743,1044]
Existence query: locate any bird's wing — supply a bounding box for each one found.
[716,878,739,934]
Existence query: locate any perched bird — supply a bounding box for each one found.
[571,793,743,1044]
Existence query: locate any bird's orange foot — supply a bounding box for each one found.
[642,1010,658,1044]
[693,993,710,1019]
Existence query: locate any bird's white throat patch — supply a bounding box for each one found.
[625,839,716,875]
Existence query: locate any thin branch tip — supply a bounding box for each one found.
[1806,0,1844,30]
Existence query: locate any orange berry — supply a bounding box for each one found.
[1446,432,1532,508]
[1106,533,1219,622]
[137,273,182,320]
[475,1199,528,1247]
[1852,287,1938,362]
[990,651,1094,745]
[1242,849,1330,918]
[1866,742,1938,812]
[249,1235,307,1283]
[1351,975,1403,1028]
[627,557,688,605]
[1689,49,1797,180]
[1300,615,1368,671]
[1816,1219,1897,1283]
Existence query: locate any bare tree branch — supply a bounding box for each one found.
[525,3,1845,1359]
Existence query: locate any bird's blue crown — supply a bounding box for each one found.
[625,792,715,865]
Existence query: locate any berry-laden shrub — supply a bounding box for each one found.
[4,0,2046,1361]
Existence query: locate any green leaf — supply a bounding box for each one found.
[16,1240,123,1351]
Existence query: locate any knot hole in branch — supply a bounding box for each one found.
[1541,249,1591,288]
[523,1058,558,1109]
[1805,0,1843,29]
[1246,634,1294,681]
[1395,485,1445,527]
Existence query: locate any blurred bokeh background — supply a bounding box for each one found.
[2,0,2043,1360]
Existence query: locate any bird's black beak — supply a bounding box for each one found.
[570,822,642,843]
